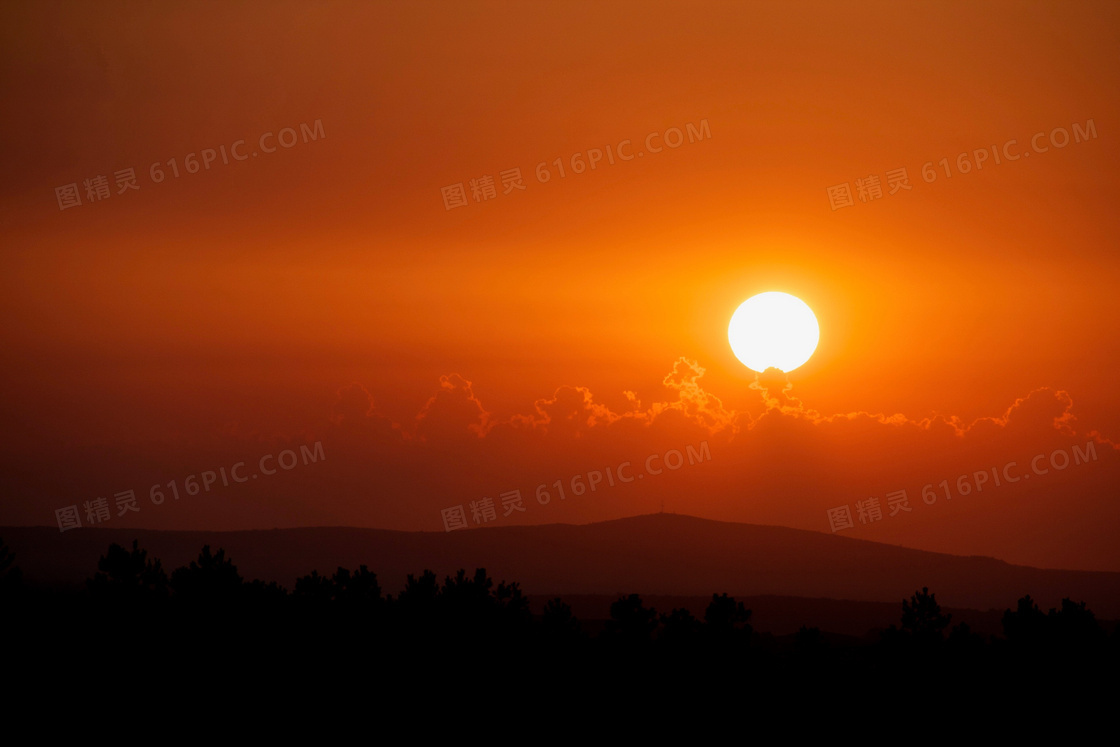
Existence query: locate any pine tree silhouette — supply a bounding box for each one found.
[542,598,582,641]
[170,545,244,604]
[87,541,169,603]
[900,586,951,643]
[604,593,659,645]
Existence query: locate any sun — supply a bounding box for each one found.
[728,292,820,373]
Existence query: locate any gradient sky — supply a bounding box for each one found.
[2,1,1119,571]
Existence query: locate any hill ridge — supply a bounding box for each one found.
[4,513,1118,616]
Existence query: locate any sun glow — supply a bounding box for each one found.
[728,292,820,373]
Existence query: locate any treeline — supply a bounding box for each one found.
[2,537,1117,691]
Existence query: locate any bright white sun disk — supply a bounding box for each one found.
[728,292,819,373]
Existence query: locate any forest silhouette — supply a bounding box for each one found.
[2,534,1116,705]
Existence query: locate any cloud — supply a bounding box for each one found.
[337,359,1103,452]
[18,356,1113,571]
[646,358,739,434]
[329,382,402,448]
[972,387,1077,437]
[332,383,376,424]
[740,370,1091,447]
[749,366,803,413]
[508,385,620,438]
[414,374,491,442]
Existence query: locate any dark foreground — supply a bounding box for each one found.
[2,538,1116,728]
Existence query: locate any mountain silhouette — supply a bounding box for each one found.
[5,513,1119,618]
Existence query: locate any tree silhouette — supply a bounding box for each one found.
[428,568,532,641]
[396,569,440,633]
[440,567,493,617]
[493,578,531,629]
[243,578,289,606]
[604,593,659,645]
[999,595,1105,666]
[704,592,752,643]
[1047,598,1103,648]
[35,541,1120,686]
[170,545,244,604]
[946,621,986,657]
[399,569,439,606]
[294,569,335,604]
[1002,595,1047,645]
[541,598,582,641]
[87,541,168,602]
[900,587,951,643]
[660,608,702,646]
[331,565,383,612]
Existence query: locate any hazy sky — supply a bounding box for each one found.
[2,1,1118,571]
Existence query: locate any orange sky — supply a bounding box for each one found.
[2,1,1118,571]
